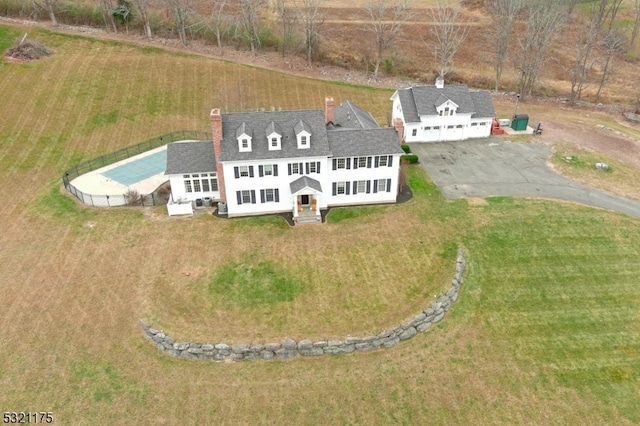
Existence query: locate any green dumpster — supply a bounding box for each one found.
[511,114,529,131]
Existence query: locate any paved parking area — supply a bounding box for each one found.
[409,138,640,218]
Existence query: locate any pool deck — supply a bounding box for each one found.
[70,145,170,197]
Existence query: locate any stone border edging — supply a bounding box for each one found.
[140,248,466,362]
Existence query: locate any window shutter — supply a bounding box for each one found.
[386,179,391,192]
[273,164,278,176]
[346,158,351,169]
[352,180,358,194]
[288,163,292,175]
[332,182,337,196]
[260,189,265,203]
[317,162,321,173]
[236,191,242,205]
[306,162,309,174]
[373,180,378,193]
[259,165,264,177]
[374,156,379,168]
[388,155,393,167]
[249,166,254,178]
[366,180,371,194]
[234,167,240,178]
[275,189,280,202]
[367,157,372,168]
[353,158,358,169]
[346,181,351,195]
[299,163,303,174]
[332,159,337,170]
[251,190,256,204]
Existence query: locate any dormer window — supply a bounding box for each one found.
[266,121,282,151]
[294,119,312,149]
[236,122,252,152]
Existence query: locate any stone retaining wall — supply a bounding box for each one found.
[140,248,467,362]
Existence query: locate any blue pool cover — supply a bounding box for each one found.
[101,150,167,186]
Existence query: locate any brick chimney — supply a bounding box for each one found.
[210,108,227,203]
[394,118,404,144]
[325,96,335,124]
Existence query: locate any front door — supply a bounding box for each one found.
[300,194,310,205]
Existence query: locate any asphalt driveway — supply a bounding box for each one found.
[410,138,640,218]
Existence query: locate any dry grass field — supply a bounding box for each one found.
[1,24,640,424]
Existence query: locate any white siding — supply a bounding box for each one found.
[326,155,400,206]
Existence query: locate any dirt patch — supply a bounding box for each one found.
[537,120,640,169]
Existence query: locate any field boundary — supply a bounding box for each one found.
[62,130,211,207]
[141,249,467,362]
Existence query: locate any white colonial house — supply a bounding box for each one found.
[391,78,496,143]
[165,98,404,222]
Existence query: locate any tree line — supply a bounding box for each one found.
[3,0,640,103]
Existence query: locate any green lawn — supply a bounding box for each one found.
[1,24,639,424]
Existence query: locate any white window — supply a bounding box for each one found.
[377,178,387,191]
[202,179,210,192]
[271,138,278,147]
[241,139,248,148]
[265,189,275,202]
[480,122,487,126]
[425,126,431,131]
[308,162,317,173]
[456,125,463,128]
[358,157,367,168]
[447,125,454,129]
[445,107,450,116]
[337,181,346,195]
[378,156,388,167]
[210,178,218,191]
[471,123,478,127]
[241,190,251,204]
[193,179,201,192]
[412,129,417,136]
[337,158,346,169]
[264,164,273,176]
[301,135,307,146]
[357,180,366,193]
[184,179,192,193]
[434,126,440,130]
[239,166,249,177]
[291,163,299,174]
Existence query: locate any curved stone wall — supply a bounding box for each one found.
[140,248,467,362]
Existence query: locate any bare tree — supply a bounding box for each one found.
[294,0,325,66]
[131,0,153,39]
[515,0,566,98]
[632,0,640,48]
[274,0,298,58]
[207,0,227,54]
[240,0,264,56]
[100,0,118,32]
[596,29,626,100]
[32,0,58,25]
[364,0,412,79]
[165,0,193,46]
[487,0,523,91]
[427,0,469,78]
[568,0,623,105]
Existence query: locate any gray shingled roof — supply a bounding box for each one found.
[470,91,496,119]
[266,120,282,136]
[236,122,252,139]
[290,176,323,194]
[294,119,312,135]
[218,110,331,162]
[333,101,380,130]
[165,141,217,174]
[327,128,404,157]
[395,84,495,122]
